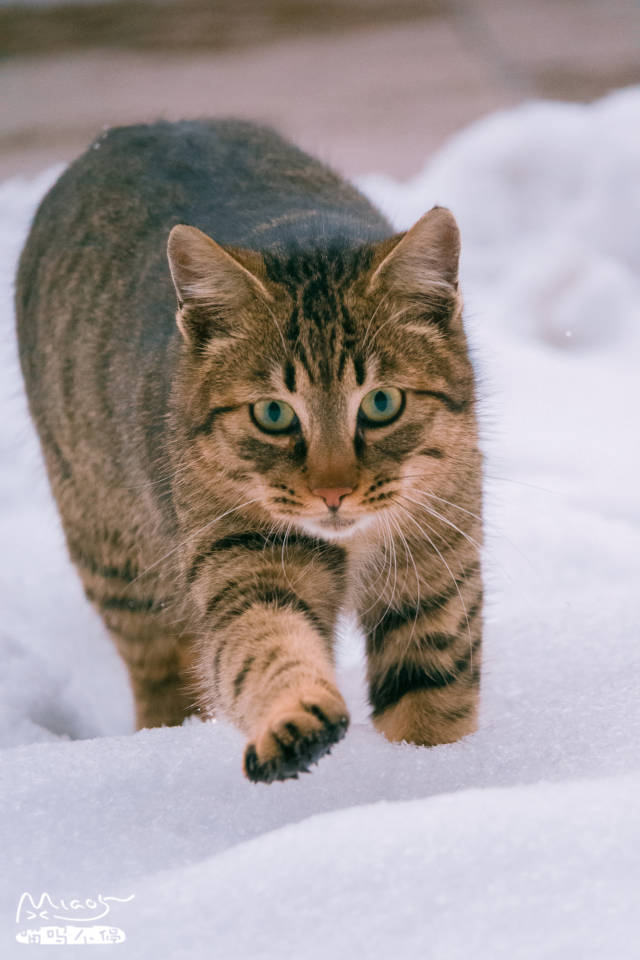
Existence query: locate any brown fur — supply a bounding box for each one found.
[16,120,482,782]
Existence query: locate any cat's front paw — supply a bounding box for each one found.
[243,685,349,783]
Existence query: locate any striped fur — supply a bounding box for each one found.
[16,119,482,782]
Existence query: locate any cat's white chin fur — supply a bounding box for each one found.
[297,514,375,542]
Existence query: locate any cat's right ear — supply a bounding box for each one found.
[167,224,272,344]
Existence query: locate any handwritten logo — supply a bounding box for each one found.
[16,892,134,946]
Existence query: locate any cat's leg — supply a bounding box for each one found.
[70,536,198,728]
[119,631,198,729]
[77,573,196,727]
[186,534,349,782]
[359,544,483,746]
[209,604,349,783]
[109,625,198,729]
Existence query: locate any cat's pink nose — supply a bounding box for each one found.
[311,487,353,511]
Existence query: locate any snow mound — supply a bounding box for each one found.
[362,86,640,349]
[2,89,639,957]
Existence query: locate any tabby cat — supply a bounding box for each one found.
[16,120,482,782]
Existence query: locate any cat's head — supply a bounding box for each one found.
[167,207,478,542]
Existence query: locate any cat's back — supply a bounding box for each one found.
[19,119,387,271]
[17,119,389,378]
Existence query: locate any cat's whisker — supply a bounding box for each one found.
[399,481,532,580]
[357,515,393,618]
[122,459,192,493]
[362,525,395,629]
[399,494,483,556]
[120,442,219,496]
[386,514,399,619]
[368,517,391,592]
[279,519,294,591]
[393,501,473,662]
[365,525,391,587]
[399,476,484,525]
[405,456,561,497]
[373,515,399,625]
[126,497,261,587]
[388,512,422,644]
[401,492,522,589]
[367,513,417,668]
[401,444,562,496]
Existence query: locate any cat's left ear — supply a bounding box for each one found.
[368,206,461,321]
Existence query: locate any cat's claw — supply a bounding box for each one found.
[243,695,349,783]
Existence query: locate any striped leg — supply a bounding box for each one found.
[361,558,483,746]
[187,531,349,782]
[72,538,198,729]
[119,630,198,729]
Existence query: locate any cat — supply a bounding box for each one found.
[16,119,483,782]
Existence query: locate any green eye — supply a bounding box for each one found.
[252,399,298,434]
[359,387,404,426]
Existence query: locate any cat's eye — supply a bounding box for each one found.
[359,387,404,426]
[251,399,299,434]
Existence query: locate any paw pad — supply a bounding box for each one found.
[244,692,349,783]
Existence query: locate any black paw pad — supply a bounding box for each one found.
[244,710,349,784]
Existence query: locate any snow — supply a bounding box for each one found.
[2,88,639,957]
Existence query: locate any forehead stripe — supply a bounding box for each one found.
[353,354,366,386]
[284,360,296,393]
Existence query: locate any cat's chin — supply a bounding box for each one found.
[296,514,373,542]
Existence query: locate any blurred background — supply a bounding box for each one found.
[1,0,639,182]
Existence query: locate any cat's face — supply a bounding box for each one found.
[169,209,478,543]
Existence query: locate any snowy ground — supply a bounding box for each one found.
[1,89,639,958]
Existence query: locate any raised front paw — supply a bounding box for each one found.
[243,684,349,783]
